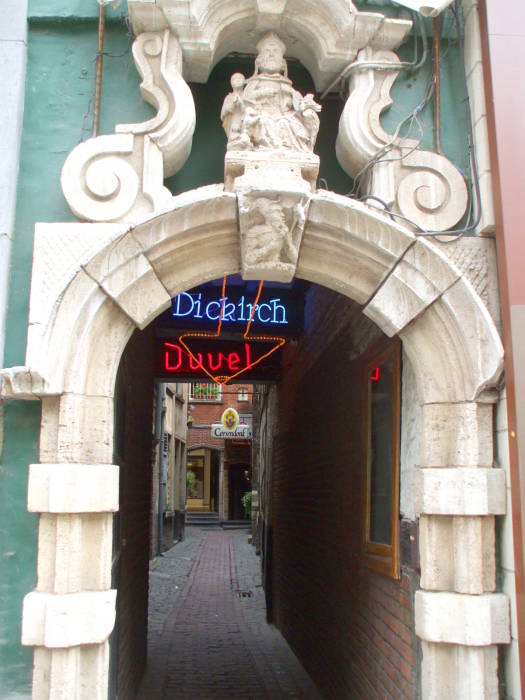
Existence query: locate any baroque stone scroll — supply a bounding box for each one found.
[61,30,195,224]
[336,47,468,232]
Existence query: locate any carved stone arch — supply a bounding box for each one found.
[127,0,412,91]
[1,187,509,698]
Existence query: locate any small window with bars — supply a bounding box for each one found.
[190,382,222,401]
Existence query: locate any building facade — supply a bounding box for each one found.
[0,1,523,698]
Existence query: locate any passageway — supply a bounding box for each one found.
[137,527,321,699]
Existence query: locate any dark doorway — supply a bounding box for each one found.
[228,463,251,520]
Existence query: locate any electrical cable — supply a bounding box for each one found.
[319,11,428,100]
[346,1,483,241]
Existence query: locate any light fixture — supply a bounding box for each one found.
[392,0,454,17]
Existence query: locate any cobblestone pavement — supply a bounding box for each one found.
[137,528,321,699]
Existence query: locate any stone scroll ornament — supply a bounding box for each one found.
[61,30,195,224]
[336,47,468,232]
[221,32,322,281]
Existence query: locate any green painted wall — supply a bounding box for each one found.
[0,2,469,695]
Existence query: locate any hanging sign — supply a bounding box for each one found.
[156,337,283,382]
[211,407,252,439]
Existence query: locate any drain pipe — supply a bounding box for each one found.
[155,383,167,555]
[432,15,442,154]
[92,1,106,137]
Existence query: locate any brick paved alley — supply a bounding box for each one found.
[137,528,322,699]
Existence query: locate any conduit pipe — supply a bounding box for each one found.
[92,2,106,137]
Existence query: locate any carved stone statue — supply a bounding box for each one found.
[239,194,308,281]
[221,32,321,154]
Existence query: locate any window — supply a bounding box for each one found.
[190,382,222,401]
[237,387,249,402]
[363,339,400,578]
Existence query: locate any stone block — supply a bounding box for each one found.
[415,590,510,645]
[419,515,454,591]
[401,277,503,404]
[37,513,114,594]
[464,4,482,78]
[414,468,505,516]
[33,643,109,700]
[57,394,114,464]
[363,239,459,336]
[420,402,493,467]
[421,641,499,699]
[22,590,117,648]
[85,230,171,329]
[28,464,119,514]
[453,516,496,593]
[300,191,414,305]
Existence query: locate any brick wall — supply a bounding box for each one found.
[267,288,419,699]
[113,327,156,700]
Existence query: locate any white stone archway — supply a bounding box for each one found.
[1,185,509,698]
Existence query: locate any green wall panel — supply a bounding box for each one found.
[0,401,40,698]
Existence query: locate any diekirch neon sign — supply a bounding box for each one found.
[172,292,288,325]
[157,278,286,385]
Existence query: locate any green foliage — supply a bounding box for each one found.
[241,491,252,519]
[186,469,197,497]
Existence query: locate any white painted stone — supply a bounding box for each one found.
[57,394,114,465]
[363,238,460,335]
[466,59,487,127]
[474,115,492,178]
[336,46,468,232]
[464,3,482,79]
[127,0,412,92]
[421,641,499,700]
[84,230,171,329]
[453,516,496,594]
[415,468,505,516]
[420,402,493,468]
[22,590,117,648]
[477,169,496,235]
[0,366,50,400]
[433,236,500,330]
[27,464,119,514]
[419,514,455,591]
[400,353,420,520]
[502,568,518,641]
[62,30,195,224]
[415,591,510,646]
[299,190,414,304]
[37,514,114,594]
[401,276,504,404]
[502,639,522,700]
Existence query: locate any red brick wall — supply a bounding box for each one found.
[187,386,254,449]
[113,327,156,700]
[268,291,419,699]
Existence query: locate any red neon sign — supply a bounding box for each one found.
[165,341,254,373]
[369,368,380,382]
[172,277,285,385]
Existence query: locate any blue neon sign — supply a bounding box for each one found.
[172,292,288,326]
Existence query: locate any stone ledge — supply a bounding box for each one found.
[414,467,505,516]
[22,590,117,648]
[28,464,119,514]
[415,591,510,646]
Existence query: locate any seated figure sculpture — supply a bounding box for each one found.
[221,32,321,153]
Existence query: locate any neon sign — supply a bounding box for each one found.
[172,292,288,325]
[369,368,380,382]
[165,341,258,373]
[159,338,283,382]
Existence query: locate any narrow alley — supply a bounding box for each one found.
[137,528,321,699]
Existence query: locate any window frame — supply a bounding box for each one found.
[362,338,401,579]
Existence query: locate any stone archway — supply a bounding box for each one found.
[1,185,508,698]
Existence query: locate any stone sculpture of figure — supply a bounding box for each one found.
[243,196,307,266]
[221,32,321,153]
